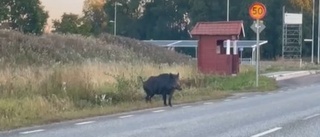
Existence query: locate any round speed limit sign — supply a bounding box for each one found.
[249,2,267,20]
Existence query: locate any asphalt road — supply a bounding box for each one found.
[1,74,320,137]
[267,115,320,137]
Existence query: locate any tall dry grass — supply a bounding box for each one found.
[0,61,195,129]
[0,30,276,130]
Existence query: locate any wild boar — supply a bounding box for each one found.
[139,73,182,107]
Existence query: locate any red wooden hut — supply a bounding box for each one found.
[190,21,245,75]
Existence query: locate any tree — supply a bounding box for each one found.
[289,0,312,13]
[0,0,10,22]
[98,0,313,59]
[52,13,92,36]
[9,0,49,34]
[83,0,108,35]
[83,7,109,36]
[188,0,226,25]
[183,0,314,59]
[132,0,190,39]
[83,0,106,11]
[103,0,142,38]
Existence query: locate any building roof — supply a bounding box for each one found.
[190,21,245,37]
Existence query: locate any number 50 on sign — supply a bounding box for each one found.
[249,2,267,20]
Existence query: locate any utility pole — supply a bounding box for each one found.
[318,0,320,64]
[227,0,229,21]
[312,0,315,63]
[114,2,122,36]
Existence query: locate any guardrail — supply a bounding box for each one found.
[240,58,254,65]
[191,58,255,65]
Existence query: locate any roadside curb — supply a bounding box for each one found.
[266,70,320,81]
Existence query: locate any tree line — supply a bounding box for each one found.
[0,0,316,59]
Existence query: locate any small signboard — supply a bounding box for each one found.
[249,2,267,20]
[250,20,266,34]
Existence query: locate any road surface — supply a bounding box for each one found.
[1,74,320,137]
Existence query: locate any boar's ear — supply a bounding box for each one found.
[176,73,179,78]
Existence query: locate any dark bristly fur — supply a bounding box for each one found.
[139,73,182,107]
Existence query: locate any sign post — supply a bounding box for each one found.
[249,2,267,87]
[240,47,244,62]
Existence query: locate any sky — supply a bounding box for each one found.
[41,0,85,26]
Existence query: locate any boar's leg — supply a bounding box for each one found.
[145,95,149,103]
[145,94,154,103]
[162,93,167,106]
[149,94,155,103]
[168,92,174,107]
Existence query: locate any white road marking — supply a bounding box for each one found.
[75,121,95,125]
[182,106,192,108]
[267,93,273,95]
[203,102,213,105]
[279,90,284,93]
[153,110,165,113]
[251,127,282,137]
[19,129,45,134]
[119,115,133,119]
[241,96,248,99]
[303,114,320,120]
[224,99,232,102]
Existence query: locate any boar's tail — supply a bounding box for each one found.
[138,76,144,83]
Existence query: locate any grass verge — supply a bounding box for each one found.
[0,88,229,131]
[0,62,277,131]
[0,30,277,131]
[260,60,320,73]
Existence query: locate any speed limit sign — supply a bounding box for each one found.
[248,2,267,88]
[249,2,267,20]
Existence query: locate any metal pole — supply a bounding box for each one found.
[318,0,320,64]
[312,0,315,63]
[252,48,254,65]
[300,7,303,66]
[240,49,243,64]
[114,2,117,36]
[256,20,260,87]
[227,0,229,21]
[195,47,197,59]
[253,47,256,64]
[195,47,198,63]
[282,6,285,60]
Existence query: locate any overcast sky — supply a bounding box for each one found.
[41,0,85,26]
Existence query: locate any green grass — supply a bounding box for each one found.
[260,60,320,73]
[0,88,230,130]
[0,30,277,131]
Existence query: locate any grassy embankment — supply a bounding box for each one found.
[0,30,277,131]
